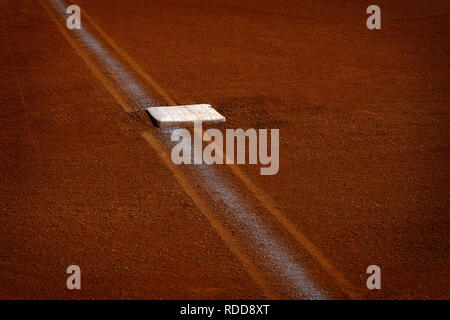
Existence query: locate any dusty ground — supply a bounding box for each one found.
[0,0,448,299]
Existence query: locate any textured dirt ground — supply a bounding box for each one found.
[0,0,449,299]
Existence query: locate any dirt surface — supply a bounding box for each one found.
[0,0,449,299]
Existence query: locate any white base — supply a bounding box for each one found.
[147,104,225,128]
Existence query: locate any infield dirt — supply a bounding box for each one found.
[0,0,448,299]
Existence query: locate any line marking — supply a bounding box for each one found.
[141,131,277,299]
[191,128,326,299]
[227,165,362,298]
[38,0,132,112]
[82,11,178,106]
[40,0,276,298]
[83,14,362,298]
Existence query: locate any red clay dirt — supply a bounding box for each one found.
[0,0,449,299]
